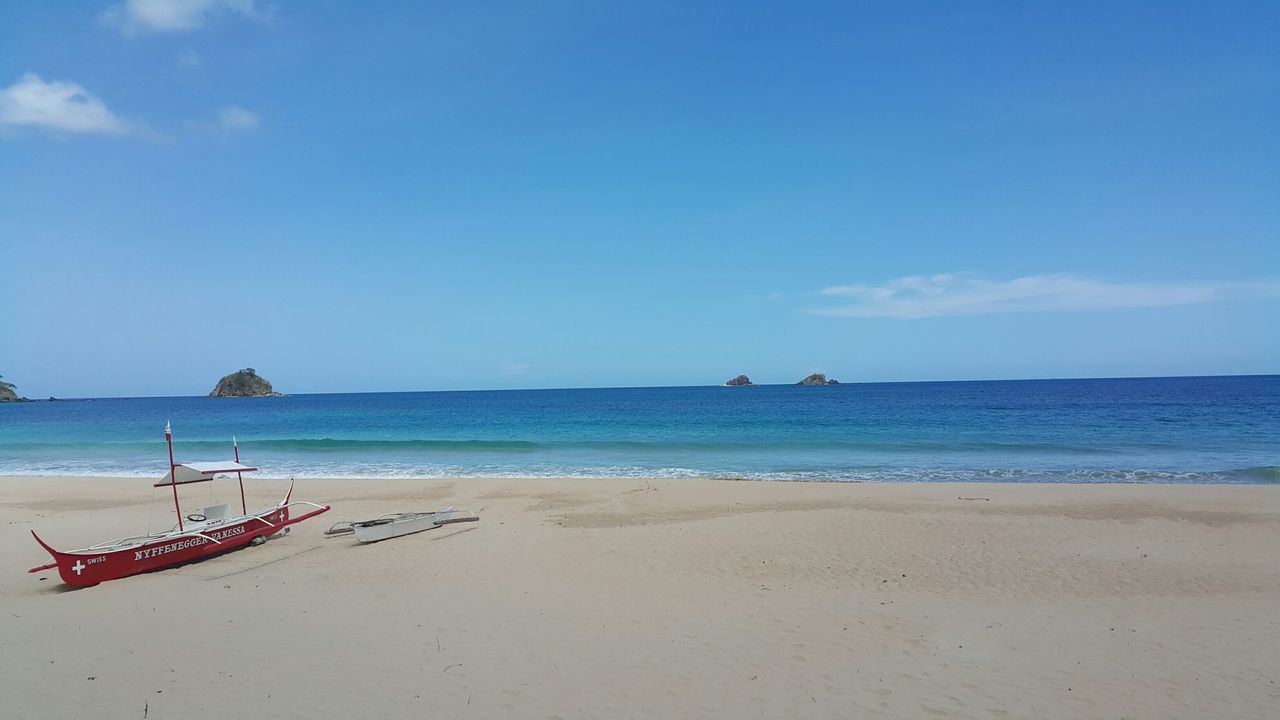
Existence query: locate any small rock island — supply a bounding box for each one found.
[797,373,839,386]
[724,374,755,387]
[210,368,284,398]
[0,375,30,402]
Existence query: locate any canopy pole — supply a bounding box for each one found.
[166,421,183,532]
[233,435,247,515]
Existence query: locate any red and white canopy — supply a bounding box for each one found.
[154,461,257,487]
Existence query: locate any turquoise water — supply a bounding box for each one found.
[0,376,1276,482]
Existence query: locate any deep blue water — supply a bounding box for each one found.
[0,376,1276,483]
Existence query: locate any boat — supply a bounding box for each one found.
[27,423,332,587]
[324,507,479,543]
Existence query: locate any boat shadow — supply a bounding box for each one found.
[33,580,87,595]
[203,545,321,581]
[431,525,478,541]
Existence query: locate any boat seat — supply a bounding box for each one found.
[201,504,230,521]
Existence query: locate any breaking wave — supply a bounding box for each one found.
[1,461,1275,485]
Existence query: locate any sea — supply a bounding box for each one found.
[0,376,1276,484]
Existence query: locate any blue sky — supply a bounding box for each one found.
[1,1,1277,397]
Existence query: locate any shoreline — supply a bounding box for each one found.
[3,469,1277,484]
[2,474,1276,486]
[3,476,1278,718]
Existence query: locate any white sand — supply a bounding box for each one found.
[2,476,1278,719]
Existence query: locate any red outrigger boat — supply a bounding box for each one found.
[28,423,331,587]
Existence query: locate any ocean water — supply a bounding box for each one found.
[0,376,1276,483]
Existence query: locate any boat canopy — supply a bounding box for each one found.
[154,461,258,487]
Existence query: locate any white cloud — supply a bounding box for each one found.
[809,273,1271,319]
[0,73,130,135]
[102,0,265,35]
[219,105,260,131]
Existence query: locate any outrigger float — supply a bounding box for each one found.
[28,422,331,587]
[325,507,479,543]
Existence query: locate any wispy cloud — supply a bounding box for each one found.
[178,47,203,67]
[102,0,267,35]
[810,273,1276,319]
[0,73,130,135]
[500,360,530,377]
[219,105,260,131]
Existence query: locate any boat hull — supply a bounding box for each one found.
[352,514,440,543]
[31,503,330,587]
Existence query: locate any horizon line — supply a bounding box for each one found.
[9,372,1276,402]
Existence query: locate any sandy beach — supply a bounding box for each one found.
[2,476,1278,719]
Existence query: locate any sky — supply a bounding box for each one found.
[1,1,1277,397]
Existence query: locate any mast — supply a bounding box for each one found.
[166,421,183,531]
[233,435,247,515]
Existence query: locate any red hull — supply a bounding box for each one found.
[30,503,330,587]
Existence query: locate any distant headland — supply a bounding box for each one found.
[724,373,841,386]
[210,368,285,398]
[797,373,839,385]
[0,375,30,402]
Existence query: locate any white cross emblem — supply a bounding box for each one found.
[72,560,85,575]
